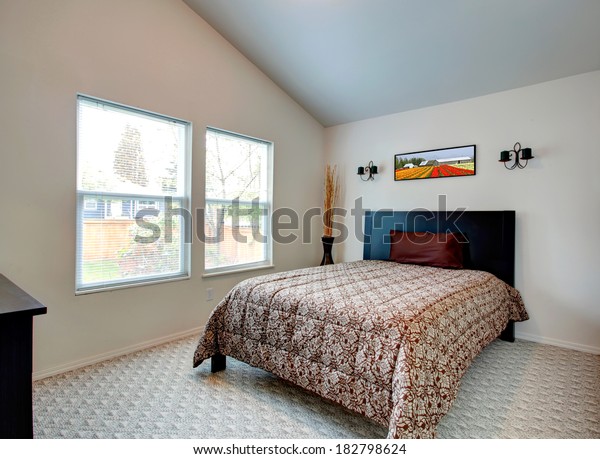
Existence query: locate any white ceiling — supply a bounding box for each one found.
[183,0,600,127]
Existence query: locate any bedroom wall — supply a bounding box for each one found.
[0,0,324,377]
[325,71,600,354]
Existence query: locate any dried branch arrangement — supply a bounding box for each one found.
[323,164,340,237]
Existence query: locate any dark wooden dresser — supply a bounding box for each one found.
[0,274,47,439]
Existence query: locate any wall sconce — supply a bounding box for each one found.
[357,161,378,181]
[499,142,534,170]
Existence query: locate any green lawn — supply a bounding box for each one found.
[82,260,121,283]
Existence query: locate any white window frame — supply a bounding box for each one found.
[75,94,192,294]
[203,127,273,276]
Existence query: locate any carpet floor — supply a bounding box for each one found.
[33,336,600,439]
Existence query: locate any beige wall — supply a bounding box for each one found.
[325,71,600,354]
[0,0,324,377]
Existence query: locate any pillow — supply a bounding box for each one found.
[388,231,464,269]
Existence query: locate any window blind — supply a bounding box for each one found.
[204,127,272,274]
[76,95,191,293]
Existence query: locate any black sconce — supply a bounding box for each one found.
[499,142,534,170]
[357,161,378,181]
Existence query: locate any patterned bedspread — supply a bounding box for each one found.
[193,260,528,438]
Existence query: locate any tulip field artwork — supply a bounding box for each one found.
[394,145,476,181]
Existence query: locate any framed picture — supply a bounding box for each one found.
[394,145,476,181]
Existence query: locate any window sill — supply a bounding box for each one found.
[202,264,275,278]
[75,274,190,295]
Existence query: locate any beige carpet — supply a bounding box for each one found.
[33,336,600,439]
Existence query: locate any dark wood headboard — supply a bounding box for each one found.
[363,210,516,286]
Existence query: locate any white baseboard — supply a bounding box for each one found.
[515,331,600,355]
[33,327,599,381]
[33,326,202,381]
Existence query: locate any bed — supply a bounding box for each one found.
[193,210,528,438]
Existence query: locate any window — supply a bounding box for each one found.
[76,95,191,293]
[204,127,272,274]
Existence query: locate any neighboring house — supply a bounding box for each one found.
[82,198,161,220]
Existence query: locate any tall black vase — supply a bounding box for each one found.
[320,236,335,266]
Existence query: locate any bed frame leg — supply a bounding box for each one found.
[499,321,515,342]
[211,353,226,373]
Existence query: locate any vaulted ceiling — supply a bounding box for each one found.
[184,0,600,127]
